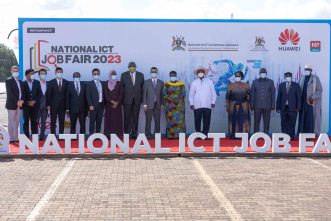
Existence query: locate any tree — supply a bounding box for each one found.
[0,43,18,82]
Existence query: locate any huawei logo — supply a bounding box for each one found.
[279,28,300,45]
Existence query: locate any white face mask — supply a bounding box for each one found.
[260,73,267,78]
[74,77,80,83]
[93,75,100,80]
[304,70,311,76]
[40,74,47,80]
[170,76,177,82]
[111,75,117,80]
[285,77,292,82]
[150,72,157,79]
[12,72,19,79]
[198,72,204,78]
[235,77,241,82]
[55,72,63,79]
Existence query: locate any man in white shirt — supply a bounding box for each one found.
[37,69,48,140]
[142,67,164,139]
[86,68,104,134]
[189,67,217,137]
[22,69,42,138]
[46,67,68,135]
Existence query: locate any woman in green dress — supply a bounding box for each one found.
[163,71,186,139]
[226,71,250,139]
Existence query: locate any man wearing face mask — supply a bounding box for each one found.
[120,62,145,139]
[189,67,216,137]
[22,69,42,138]
[142,67,164,139]
[66,72,87,135]
[5,65,25,143]
[86,68,104,134]
[298,64,323,135]
[37,69,48,140]
[276,72,301,140]
[250,68,275,134]
[46,67,68,135]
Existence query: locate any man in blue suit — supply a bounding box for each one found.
[276,72,301,140]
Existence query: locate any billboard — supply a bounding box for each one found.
[19,18,331,134]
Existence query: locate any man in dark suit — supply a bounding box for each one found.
[46,67,68,135]
[66,72,87,134]
[22,69,42,137]
[120,62,145,138]
[143,67,164,139]
[37,69,48,140]
[5,66,25,143]
[276,72,301,140]
[86,68,104,134]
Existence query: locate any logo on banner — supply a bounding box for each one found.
[172,35,186,51]
[28,40,122,71]
[251,36,268,51]
[278,28,300,52]
[0,125,10,154]
[310,41,321,52]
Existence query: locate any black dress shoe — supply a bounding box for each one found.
[130,133,137,139]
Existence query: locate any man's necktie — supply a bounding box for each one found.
[131,73,135,85]
[153,80,157,102]
[286,83,290,94]
[59,80,62,92]
[75,83,79,95]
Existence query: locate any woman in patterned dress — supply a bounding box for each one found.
[162,71,186,139]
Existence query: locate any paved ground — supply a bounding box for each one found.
[1,88,331,220]
[0,157,331,220]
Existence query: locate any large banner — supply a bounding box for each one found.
[19,18,331,134]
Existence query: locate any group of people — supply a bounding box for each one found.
[227,65,323,140]
[5,62,322,143]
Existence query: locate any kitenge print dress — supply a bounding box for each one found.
[162,81,186,139]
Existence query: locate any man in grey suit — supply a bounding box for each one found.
[250,68,276,134]
[143,67,164,139]
[121,62,145,139]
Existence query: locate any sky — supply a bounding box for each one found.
[1,0,331,47]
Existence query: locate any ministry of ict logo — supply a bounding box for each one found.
[172,35,186,51]
[278,28,300,52]
[251,36,268,51]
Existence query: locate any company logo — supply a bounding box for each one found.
[310,41,321,52]
[279,28,300,45]
[278,28,300,52]
[29,40,121,71]
[251,36,268,51]
[172,35,186,51]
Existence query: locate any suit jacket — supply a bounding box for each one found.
[120,71,145,105]
[86,80,104,108]
[39,81,49,110]
[66,81,88,114]
[250,78,275,109]
[46,78,68,110]
[143,79,164,109]
[5,76,25,110]
[276,81,301,111]
[23,80,42,109]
